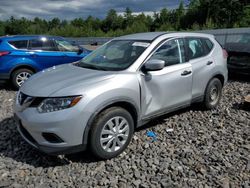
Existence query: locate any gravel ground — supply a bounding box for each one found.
[0,78,249,188]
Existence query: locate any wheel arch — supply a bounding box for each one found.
[10,64,37,77]
[82,99,139,146]
[205,73,225,92]
[213,74,225,86]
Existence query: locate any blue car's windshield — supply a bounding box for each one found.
[78,40,150,71]
[54,39,79,52]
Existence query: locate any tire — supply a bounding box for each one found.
[203,78,222,109]
[11,68,34,90]
[90,107,134,159]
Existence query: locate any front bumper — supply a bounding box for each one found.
[15,115,86,155]
[14,101,92,155]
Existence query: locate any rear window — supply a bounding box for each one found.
[9,40,28,49]
[226,34,244,43]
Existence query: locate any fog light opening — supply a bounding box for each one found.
[42,133,64,143]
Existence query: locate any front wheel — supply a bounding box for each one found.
[90,107,134,159]
[203,78,222,109]
[11,68,34,89]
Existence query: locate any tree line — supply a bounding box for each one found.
[0,0,249,37]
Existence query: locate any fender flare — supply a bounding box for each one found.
[82,98,140,145]
[9,64,38,76]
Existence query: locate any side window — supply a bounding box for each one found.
[150,39,186,67]
[187,38,206,60]
[9,40,28,49]
[28,39,57,51]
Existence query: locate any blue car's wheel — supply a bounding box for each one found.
[11,68,34,89]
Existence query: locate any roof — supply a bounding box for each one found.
[0,35,63,40]
[116,32,167,41]
[114,31,215,41]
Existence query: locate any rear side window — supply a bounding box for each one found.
[9,40,28,49]
[28,39,57,51]
[202,38,214,55]
[186,38,206,60]
[204,39,214,51]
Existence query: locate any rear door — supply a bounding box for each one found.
[140,38,193,118]
[27,38,65,70]
[1,40,29,73]
[185,37,216,99]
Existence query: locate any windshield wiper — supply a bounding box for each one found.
[76,62,108,71]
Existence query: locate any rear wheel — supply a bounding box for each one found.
[11,68,34,89]
[203,78,222,109]
[90,107,134,159]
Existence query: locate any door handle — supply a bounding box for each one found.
[181,70,192,76]
[207,61,213,65]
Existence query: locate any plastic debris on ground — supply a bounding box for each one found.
[166,128,174,133]
[146,131,157,142]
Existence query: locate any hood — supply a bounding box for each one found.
[20,64,115,97]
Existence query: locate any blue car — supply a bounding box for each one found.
[0,35,91,88]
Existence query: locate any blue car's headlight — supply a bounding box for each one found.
[37,96,82,113]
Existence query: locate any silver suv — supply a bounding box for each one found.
[14,32,228,159]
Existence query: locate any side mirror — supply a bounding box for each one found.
[143,59,165,71]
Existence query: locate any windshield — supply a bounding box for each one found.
[77,40,150,71]
[54,39,79,52]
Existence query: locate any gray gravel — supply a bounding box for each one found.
[0,79,249,188]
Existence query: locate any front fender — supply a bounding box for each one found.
[80,74,141,145]
[82,93,140,146]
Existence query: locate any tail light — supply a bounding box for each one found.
[0,51,10,56]
[222,49,228,59]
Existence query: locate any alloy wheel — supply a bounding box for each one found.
[100,116,130,152]
[16,72,31,86]
[209,85,219,105]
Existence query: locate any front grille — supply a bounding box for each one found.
[19,121,37,145]
[18,92,29,105]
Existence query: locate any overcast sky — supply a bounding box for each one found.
[0,0,188,20]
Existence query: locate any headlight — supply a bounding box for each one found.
[37,96,82,113]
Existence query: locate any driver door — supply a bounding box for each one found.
[139,38,193,118]
[54,39,83,63]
